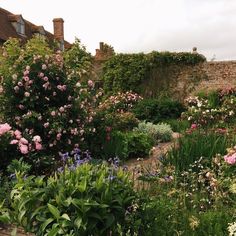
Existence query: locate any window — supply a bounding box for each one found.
[16,17,25,35]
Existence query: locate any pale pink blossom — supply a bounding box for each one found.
[19,144,28,154]
[38,72,44,78]
[19,138,29,145]
[59,107,64,113]
[35,142,42,150]
[32,135,42,143]
[14,86,19,92]
[18,104,24,110]
[14,130,22,139]
[26,65,30,70]
[43,76,48,82]
[51,111,56,116]
[18,82,23,86]
[224,153,236,165]
[88,80,94,87]
[10,139,18,145]
[0,123,11,136]
[24,70,29,76]
[42,64,47,70]
[24,92,30,97]
[56,133,62,140]
[43,122,49,128]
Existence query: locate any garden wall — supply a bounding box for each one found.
[138,60,236,100]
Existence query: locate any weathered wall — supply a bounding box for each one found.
[139,61,236,100]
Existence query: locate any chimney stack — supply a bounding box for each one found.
[53,18,64,50]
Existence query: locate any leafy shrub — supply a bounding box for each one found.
[102,52,206,94]
[134,121,173,143]
[133,98,185,123]
[7,163,138,235]
[165,119,190,133]
[102,131,154,160]
[165,129,234,174]
[183,88,236,126]
[104,112,139,131]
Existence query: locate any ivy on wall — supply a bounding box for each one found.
[102,51,206,94]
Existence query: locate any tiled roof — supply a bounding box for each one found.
[0,7,71,48]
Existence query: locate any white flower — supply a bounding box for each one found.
[228,222,236,236]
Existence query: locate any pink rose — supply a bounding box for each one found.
[51,111,56,116]
[0,123,11,135]
[24,92,30,97]
[191,124,197,129]
[19,138,28,145]
[56,133,62,140]
[23,76,29,82]
[38,72,44,78]
[19,144,28,154]
[43,122,49,128]
[43,76,48,82]
[35,142,42,150]
[59,107,64,113]
[10,139,18,145]
[32,135,42,143]
[23,70,29,76]
[14,130,22,139]
[88,80,94,87]
[18,82,23,87]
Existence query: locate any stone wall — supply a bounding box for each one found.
[139,60,236,100]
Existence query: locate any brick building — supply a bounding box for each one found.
[0,7,71,50]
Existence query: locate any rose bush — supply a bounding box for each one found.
[0,37,97,173]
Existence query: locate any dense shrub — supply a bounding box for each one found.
[6,163,138,235]
[0,38,97,173]
[134,121,173,143]
[133,98,185,123]
[102,131,154,160]
[102,52,206,94]
[183,87,236,126]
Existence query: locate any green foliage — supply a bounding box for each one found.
[102,51,206,94]
[134,121,173,143]
[133,98,185,123]
[6,163,137,235]
[165,130,234,174]
[166,119,190,133]
[63,38,92,80]
[103,131,154,160]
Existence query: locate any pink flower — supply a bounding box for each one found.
[24,92,30,97]
[19,144,28,154]
[35,142,42,150]
[26,65,30,71]
[23,76,29,82]
[18,104,24,110]
[59,107,64,113]
[56,133,62,140]
[28,80,33,85]
[88,80,94,87]
[10,139,18,145]
[23,70,29,76]
[43,122,49,128]
[18,82,23,87]
[42,64,47,70]
[0,123,12,136]
[51,111,56,116]
[19,138,29,145]
[224,153,236,165]
[14,86,19,92]
[53,92,57,96]
[191,124,197,129]
[43,76,48,82]
[32,135,42,143]
[38,72,44,78]
[14,130,22,139]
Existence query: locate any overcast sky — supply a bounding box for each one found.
[1,0,236,60]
